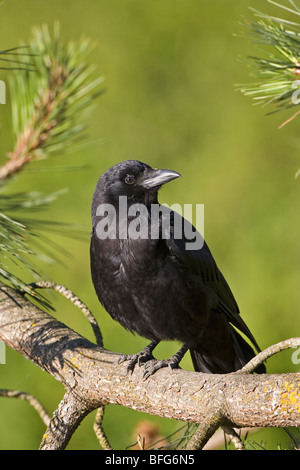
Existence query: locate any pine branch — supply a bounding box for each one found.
[238,0,300,177]
[0,23,103,302]
[0,389,51,427]
[1,22,104,179]
[239,1,300,118]
[0,191,67,306]
[1,284,300,450]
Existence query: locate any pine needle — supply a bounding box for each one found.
[238,1,300,176]
[0,23,103,303]
[238,2,300,116]
[1,22,104,179]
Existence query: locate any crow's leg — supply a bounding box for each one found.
[143,344,189,379]
[118,340,159,374]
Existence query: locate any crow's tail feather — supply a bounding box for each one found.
[190,326,266,374]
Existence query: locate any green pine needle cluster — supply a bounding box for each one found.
[0,23,103,303]
[0,192,57,305]
[2,22,103,179]
[239,1,300,117]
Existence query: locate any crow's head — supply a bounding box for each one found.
[92,160,181,208]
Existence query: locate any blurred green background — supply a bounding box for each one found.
[0,0,299,450]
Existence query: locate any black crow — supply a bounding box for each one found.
[90,160,265,377]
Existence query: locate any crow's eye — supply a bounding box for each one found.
[125,175,135,185]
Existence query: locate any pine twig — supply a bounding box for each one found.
[0,23,103,180]
[29,281,103,347]
[239,0,300,176]
[222,426,245,450]
[235,337,300,374]
[239,2,300,115]
[0,389,51,427]
[93,406,113,450]
[0,23,103,300]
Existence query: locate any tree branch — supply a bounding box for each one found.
[0,283,300,449]
[28,281,108,449]
[93,406,113,451]
[29,281,103,347]
[236,337,300,374]
[0,389,50,427]
[39,390,92,450]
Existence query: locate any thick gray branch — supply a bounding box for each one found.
[0,284,300,449]
[39,390,92,450]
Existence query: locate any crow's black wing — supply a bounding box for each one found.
[163,207,261,352]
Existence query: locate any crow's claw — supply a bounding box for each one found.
[118,350,155,375]
[142,358,181,379]
[118,342,187,379]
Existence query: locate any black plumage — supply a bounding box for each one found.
[90,160,265,377]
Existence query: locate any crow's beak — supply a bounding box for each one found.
[142,168,181,189]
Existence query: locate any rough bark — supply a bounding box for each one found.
[0,284,299,450]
